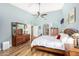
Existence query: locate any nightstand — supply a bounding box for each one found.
[65,44,79,56]
[65,33,79,56]
[69,48,79,56]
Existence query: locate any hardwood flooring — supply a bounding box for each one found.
[0,41,58,56]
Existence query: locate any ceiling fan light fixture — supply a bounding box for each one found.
[35,3,47,18]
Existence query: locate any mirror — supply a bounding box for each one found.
[17,24,25,34]
[11,22,26,35]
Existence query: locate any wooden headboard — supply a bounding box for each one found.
[64,28,78,36]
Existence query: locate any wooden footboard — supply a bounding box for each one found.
[31,46,66,55]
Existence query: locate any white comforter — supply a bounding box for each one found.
[31,33,74,50]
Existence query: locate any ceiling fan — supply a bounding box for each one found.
[33,3,47,18]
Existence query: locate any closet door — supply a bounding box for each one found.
[43,24,49,35]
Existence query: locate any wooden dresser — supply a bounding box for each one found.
[12,34,30,46]
[11,22,30,46]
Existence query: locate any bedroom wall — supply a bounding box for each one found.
[32,3,79,36]
[0,3,35,50]
[32,10,64,35]
[33,10,63,27]
[63,3,79,30]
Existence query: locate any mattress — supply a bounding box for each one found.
[31,33,74,50]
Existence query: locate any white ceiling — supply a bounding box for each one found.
[11,3,64,15]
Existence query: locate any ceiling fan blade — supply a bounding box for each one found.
[41,13,47,18]
[42,14,47,16]
[37,11,40,16]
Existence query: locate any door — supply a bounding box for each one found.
[43,24,49,35]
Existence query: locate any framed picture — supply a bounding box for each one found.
[68,8,76,24]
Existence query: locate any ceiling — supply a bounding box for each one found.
[11,3,64,15]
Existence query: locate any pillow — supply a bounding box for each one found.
[72,33,79,37]
[72,33,79,39]
[56,35,61,40]
[60,33,74,44]
[66,37,74,44]
[59,33,69,43]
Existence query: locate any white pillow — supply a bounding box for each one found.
[72,33,79,38]
[60,33,74,44]
[66,37,74,44]
[59,33,69,43]
[60,33,69,39]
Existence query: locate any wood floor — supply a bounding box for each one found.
[0,41,59,56]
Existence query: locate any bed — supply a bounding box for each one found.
[31,28,78,55]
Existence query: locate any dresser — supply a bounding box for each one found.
[12,34,30,46]
[11,22,30,46]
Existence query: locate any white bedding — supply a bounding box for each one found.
[31,33,74,50]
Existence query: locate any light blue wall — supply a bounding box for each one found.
[32,10,64,36]
[33,10,63,27]
[32,3,79,35]
[0,3,35,49]
[63,3,79,30]
[31,9,63,36]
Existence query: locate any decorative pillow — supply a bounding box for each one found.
[56,34,61,40]
[59,33,70,43]
[72,33,79,39]
[72,33,79,37]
